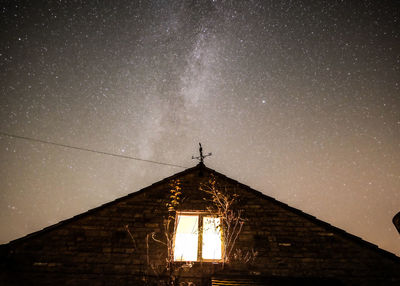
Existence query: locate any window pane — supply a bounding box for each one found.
[202,217,222,260]
[174,215,198,261]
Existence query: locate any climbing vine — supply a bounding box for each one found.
[148,179,189,285]
[200,175,256,266]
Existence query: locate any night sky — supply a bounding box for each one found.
[1,1,399,255]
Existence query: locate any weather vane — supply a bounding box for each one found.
[192,143,212,164]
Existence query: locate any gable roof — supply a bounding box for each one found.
[2,163,399,262]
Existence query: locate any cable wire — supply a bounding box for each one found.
[0,131,188,169]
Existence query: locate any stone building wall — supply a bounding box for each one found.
[1,164,399,285]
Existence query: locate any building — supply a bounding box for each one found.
[1,163,399,285]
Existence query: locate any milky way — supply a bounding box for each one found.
[1,1,399,255]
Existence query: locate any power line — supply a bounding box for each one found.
[0,131,188,169]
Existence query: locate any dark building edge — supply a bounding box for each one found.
[1,163,399,263]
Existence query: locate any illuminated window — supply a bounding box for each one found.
[202,216,222,260]
[173,213,222,261]
[173,215,199,261]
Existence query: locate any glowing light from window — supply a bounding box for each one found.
[202,217,222,260]
[174,215,198,261]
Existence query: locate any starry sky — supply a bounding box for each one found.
[1,1,399,255]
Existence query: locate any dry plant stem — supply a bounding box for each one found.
[149,180,183,285]
[125,224,137,251]
[125,180,182,285]
[146,234,150,267]
[201,176,245,265]
[234,248,258,264]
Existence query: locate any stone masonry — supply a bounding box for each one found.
[1,163,399,285]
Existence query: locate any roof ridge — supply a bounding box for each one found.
[199,166,400,262]
[2,163,400,263]
[2,163,204,246]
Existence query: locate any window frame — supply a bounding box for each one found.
[173,211,224,263]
